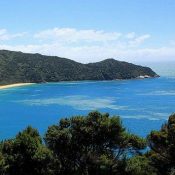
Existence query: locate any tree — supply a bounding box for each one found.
[125,155,157,175]
[0,152,6,175]
[45,111,146,175]
[148,113,175,175]
[1,126,54,175]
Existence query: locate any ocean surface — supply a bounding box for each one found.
[0,62,175,139]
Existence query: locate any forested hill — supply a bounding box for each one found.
[0,50,158,85]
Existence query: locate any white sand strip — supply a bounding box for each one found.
[0,83,35,90]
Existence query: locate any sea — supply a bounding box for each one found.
[0,62,175,139]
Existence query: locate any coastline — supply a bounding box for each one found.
[0,77,158,90]
[0,83,35,90]
[0,76,159,90]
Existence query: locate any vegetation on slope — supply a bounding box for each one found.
[0,111,175,175]
[0,50,158,85]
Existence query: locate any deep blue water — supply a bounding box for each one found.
[0,75,175,139]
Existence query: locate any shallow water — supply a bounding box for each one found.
[0,75,175,139]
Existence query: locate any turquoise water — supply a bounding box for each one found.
[0,63,175,139]
[0,77,175,139]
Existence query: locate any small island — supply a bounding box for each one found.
[0,50,158,86]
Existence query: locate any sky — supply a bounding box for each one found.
[0,0,175,63]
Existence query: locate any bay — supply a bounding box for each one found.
[0,78,174,139]
[0,62,175,139]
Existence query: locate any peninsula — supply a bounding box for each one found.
[0,50,158,86]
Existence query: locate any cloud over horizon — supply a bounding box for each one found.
[0,29,26,41]
[0,27,174,63]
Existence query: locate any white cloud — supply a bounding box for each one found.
[125,32,136,39]
[34,28,122,43]
[128,34,151,47]
[0,27,174,63]
[0,29,26,41]
[1,43,175,63]
[34,28,151,48]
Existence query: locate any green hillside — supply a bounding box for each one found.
[0,50,158,85]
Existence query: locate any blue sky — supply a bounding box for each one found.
[0,0,175,63]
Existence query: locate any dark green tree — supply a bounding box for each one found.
[1,126,54,175]
[0,50,158,85]
[0,152,6,175]
[125,155,157,175]
[45,111,146,175]
[148,113,175,175]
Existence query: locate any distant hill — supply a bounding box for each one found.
[0,50,158,85]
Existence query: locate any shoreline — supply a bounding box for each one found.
[0,76,160,90]
[0,83,35,90]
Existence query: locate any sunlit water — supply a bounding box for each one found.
[0,62,175,139]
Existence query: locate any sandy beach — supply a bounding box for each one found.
[0,83,35,90]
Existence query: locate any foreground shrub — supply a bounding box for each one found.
[125,155,157,175]
[148,113,175,175]
[0,112,175,175]
[45,111,146,175]
[1,126,54,175]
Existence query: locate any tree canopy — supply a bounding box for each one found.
[0,111,175,175]
[45,111,146,175]
[148,113,175,175]
[0,50,158,85]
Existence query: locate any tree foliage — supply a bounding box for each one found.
[125,155,157,175]
[0,112,175,175]
[0,50,158,85]
[1,126,53,175]
[45,111,146,174]
[148,113,175,175]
